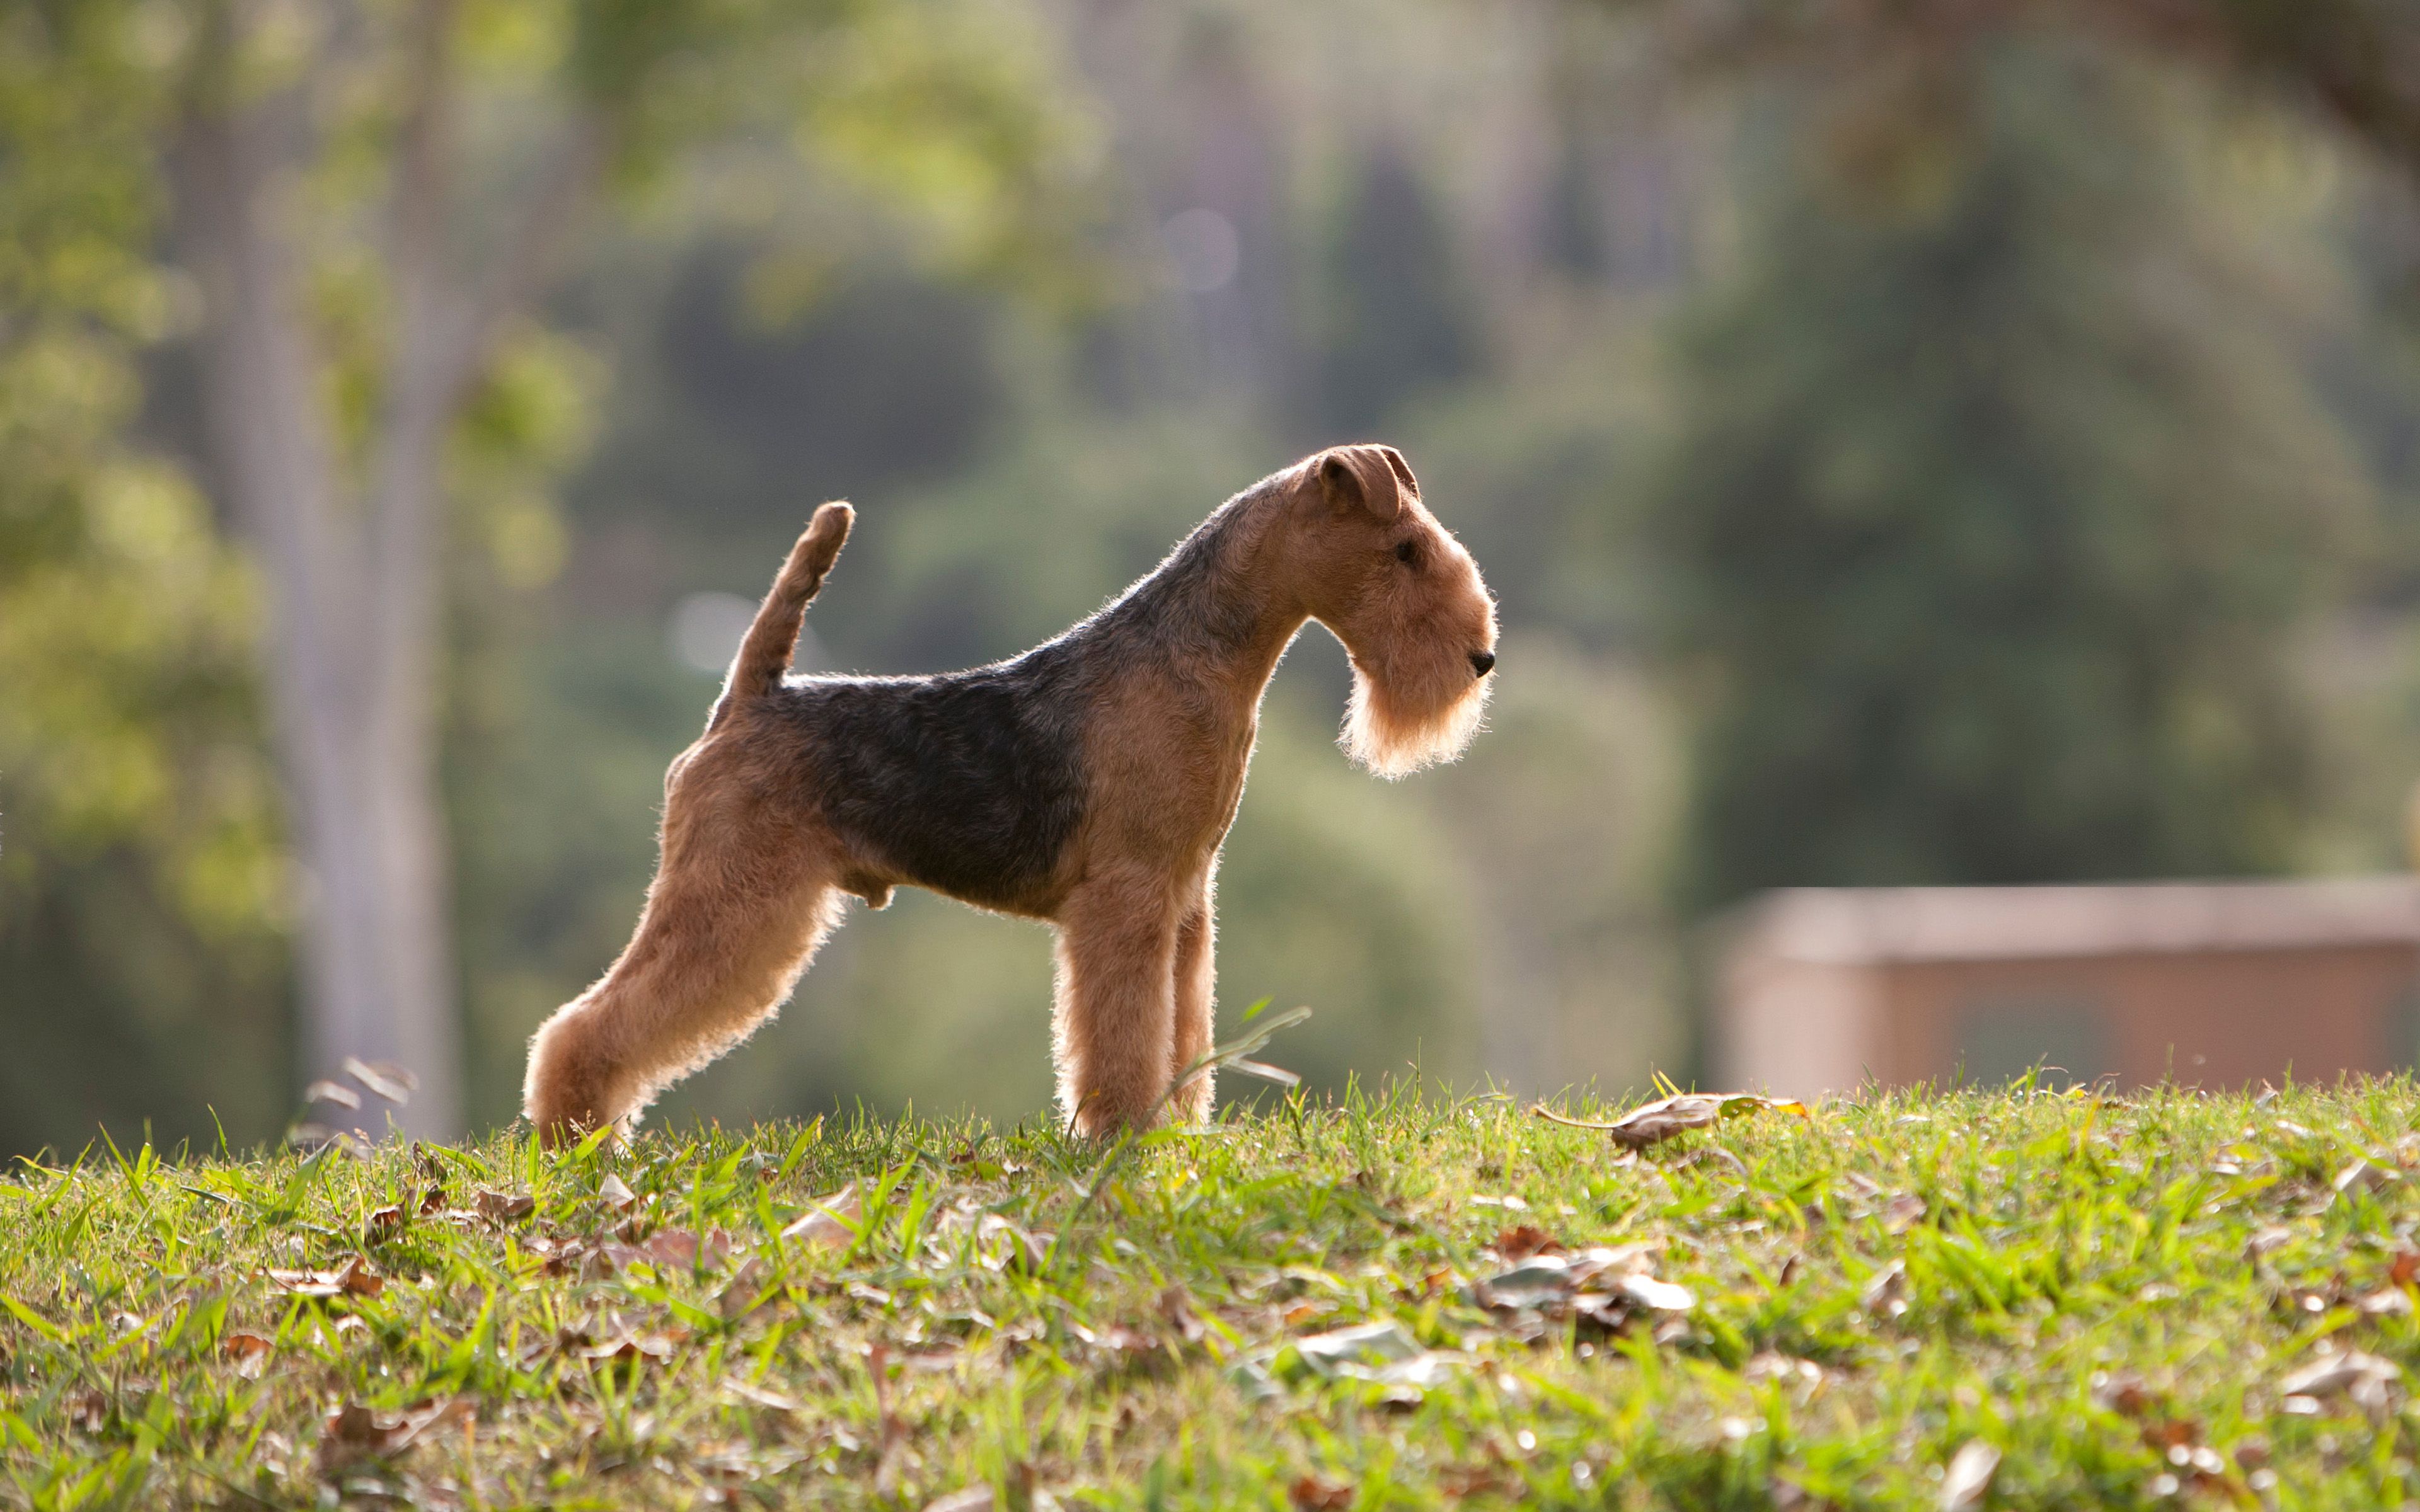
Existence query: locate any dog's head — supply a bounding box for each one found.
[1281,444,1497,777]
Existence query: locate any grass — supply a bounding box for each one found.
[6,1079,2420,1509]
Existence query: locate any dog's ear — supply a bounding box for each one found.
[1378,445,1420,500]
[1314,445,1404,523]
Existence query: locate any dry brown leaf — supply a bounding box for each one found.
[363,1206,406,1245]
[1531,1092,1809,1150]
[718,1257,773,1320]
[1158,1287,1207,1344]
[723,1376,802,1412]
[597,1174,638,1211]
[643,1228,700,1270]
[2280,1348,2400,1415]
[1884,1194,1927,1234]
[267,1256,383,1299]
[473,1189,534,1224]
[579,1331,680,1364]
[316,1396,470,1470]
[340,1057,417,1106]
[1862,1260,1908,1319]
[302,1080,362,1111]
[1492,1224,1564,1261]
[1939,1440,2000,1511]
[65,1388,107,1434]
[780,1184,861,1249]
[974,1212,1050,1274]
[222,1331,274,1379]
[2334,1160,2395,1197]
[1289,1474,1354,1511]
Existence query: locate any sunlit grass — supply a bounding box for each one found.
[6,1080,2420,1508]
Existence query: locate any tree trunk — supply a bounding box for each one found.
[179,68,464,1142]
[173,0,602,1142]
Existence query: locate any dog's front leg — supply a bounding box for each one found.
[1051,868,1180,1137]
[1165,874,1218,1125]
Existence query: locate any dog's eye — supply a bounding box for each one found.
[1394,540,1419,567]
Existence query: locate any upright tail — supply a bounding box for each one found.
[723,501,853,708]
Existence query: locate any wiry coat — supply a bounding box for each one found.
[523,445,1498,1141]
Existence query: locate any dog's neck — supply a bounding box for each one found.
[1088,484,1309,703]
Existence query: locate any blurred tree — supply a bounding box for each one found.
[0,0,288,1154]
[1638,0,2420,180]
[1306,142,1479,437]
[162,0,1084,1135]
[1656,39,2370,905]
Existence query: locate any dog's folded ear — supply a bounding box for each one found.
[1315,444,1406,523]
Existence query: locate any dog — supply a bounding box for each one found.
[522,444,1497,1142]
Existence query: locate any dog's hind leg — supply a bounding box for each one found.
[523,798,843,1145]
[1051,866,1180,1137]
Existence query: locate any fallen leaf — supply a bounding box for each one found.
[975,1213,1050,1274]
[724,1377,802,1412]
[781,1184,861,1249]
[644,1228,725,1271]
[340,1057,417,1106]
[473,1189,534,1224]
[1492,1224,1563,1261]
[1884,1194,1928,1234]
[1282,1320,1462,1391]
[1532,1092,1809,1150]
[718,1257,772,1320]
[65,1388,107,1433]
[302,1080,362,1111]
[1473,1244,1651,1311]
[1744,1353,1824,1394]
[2334,1160,2395,1197]
[1939,1440,2000,1511]
[580,1331,680,1364]
[267,1256,384,1299]
[1862,1260,1908,1319]
[597,1174,638,1211]
[2092,1371,2154,1418]
[1615,1273,1695,1312]
[316,1396,471,1470]
[1289,1474,1354,1511]
[285,1125,366,1159]
[222,1331,274,1379]
[2279,1348,2400,1414]
[363,1206,406,1245]
[923,1489,994,1512]
[1159,1287,1207,1344]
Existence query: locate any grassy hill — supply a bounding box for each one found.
[4,1081,2418,1509]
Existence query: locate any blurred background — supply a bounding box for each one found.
[11,0,2420,1155]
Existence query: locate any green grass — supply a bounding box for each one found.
[7,1080,2420,1509]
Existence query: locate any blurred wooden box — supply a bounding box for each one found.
[1714,878,2420,1096]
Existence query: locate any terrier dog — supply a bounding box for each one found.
[522,444,1497,1142]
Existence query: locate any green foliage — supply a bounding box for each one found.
[8,1084,2420,1505]
[1655,42,2373,905]
[0,0,287,1155]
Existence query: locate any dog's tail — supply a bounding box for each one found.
[723,502,853,707]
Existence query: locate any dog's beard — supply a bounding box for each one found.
[1340,658,1489,779]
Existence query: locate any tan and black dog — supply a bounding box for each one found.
[523,444,1498,1142]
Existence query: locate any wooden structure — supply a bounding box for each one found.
[1714,878,2420,1097]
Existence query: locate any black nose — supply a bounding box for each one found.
[1469,650,1495,677]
